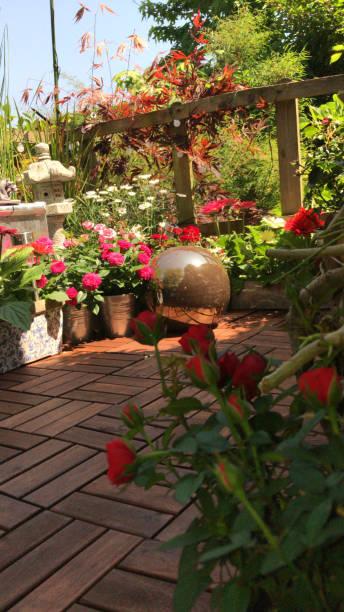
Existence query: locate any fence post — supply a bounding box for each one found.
[275,98,303,215]
[170,119,195,225]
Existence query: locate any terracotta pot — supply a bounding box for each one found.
[101,294,136,338]
[63,304,93,345]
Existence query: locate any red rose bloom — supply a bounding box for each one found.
[117,239,133,251]
[179,324,214,355]
[106,439,136,485]
[82,272,102,291]
[31,236,54,255]
[299,367,341,405]
[107,252,125,266]
[284,207,325,236]
[227,393,243,417]
[36,274,47,288]
[150,233,168,243]
[137,252,150,265]
[121,404,140,423]
[50,259,66,274]
[185,355,209,382]
[217,351,239,386]
[233,352,267,399]
[131,310,159,341]
[137,266,154,280]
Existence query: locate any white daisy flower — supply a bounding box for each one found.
[113,199,122,203]
[120,184,132,190]
[149,178,160,185]
[262,216,286,229]
[159,221,167,228]
[107,186,116,192]
[118,207,127,215]
[146,196,155,201]
[85,190,97,196]
[138,174,151,180]
[128,191,136,196]
[99,190,108,195]
[159,189,168,194]
[176,193,187,198]
[17,143,25,153]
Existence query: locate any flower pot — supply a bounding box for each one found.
[63,304,93,345]
[100,294,136,338]
[0,300,62,374]
[198,218,246,236]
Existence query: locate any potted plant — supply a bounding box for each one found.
[0,228,66,373]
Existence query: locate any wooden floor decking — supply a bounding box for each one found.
[0,311,291,612]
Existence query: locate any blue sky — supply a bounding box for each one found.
[0,0,168,108]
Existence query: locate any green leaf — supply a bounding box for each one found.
[174,473,204,504]
[92,303,100,315]
[94,293,104,302]
[77,291,86,303]
[173,543,210,612]
[199,532,252,563]
[330,52,342,64]
[18,263,45,287]
[46,290,68,302]
[159,521,210,551]
[164,397,204,416]
[173,433,198,453]
[0,300,32,330]
[218,583,251,612]
[306,498,332,542]
[290,462,326,494]
[195,429,229,452]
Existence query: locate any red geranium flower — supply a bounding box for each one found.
[284,207,325,236]
[233,352,267,399]
[106,439,136,485]
[299,367,341,405]
[179,225,201,243]
[0,225,18,236]
[179,324,214,355]
[137,266,154,280]
[50,259,66,274]
[31,236,54,255]
[36,274,47,288]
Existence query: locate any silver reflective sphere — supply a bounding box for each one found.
[150,246,230,326]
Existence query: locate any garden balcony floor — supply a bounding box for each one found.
[0,310,291,612]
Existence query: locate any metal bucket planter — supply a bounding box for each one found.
[101,294,136,338]
[0,300,62,374]
[63,305,93,345]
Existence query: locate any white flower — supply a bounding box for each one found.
[159,189,168,194]
[159,221,167,228]
[17,143,25,153]
[118,207,127,215]
[138,202,152,210]
[128,191,136,196]
[262,216,286,229]
[149,179,160,185]
[137,174,151,180]
[96,197,104,202]
[99,190,108,195]
[131,224,142,231]
[120,184,132,190]
[85,190,97,196]
[260,230,276,244]
[85,194,96,199]
[103,212,110,217]
[146,196,155,201]
[107,186,116,192]
[113,199,122,203]
[176,193,187,198]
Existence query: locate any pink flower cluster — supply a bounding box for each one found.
[201,198,257,216]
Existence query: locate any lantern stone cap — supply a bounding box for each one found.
[46,200,74,215]
[23,143,76,185]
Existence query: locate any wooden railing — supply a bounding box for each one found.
[83,73,344,224]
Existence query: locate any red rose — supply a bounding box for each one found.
[82,272,102,291]
[150,233,168,243]
[299,367,341,405]
[217,351,239,386]
[227,393,243,417]
[137,266,154,280]
[31,236,54,255]
[107,252,125,266]
[117,239,133,251]
[185,355,209,382]
[284,207,324,236]
[121,404,140,424]
[131,310,159,341]
[36,274,47,288]
[50,259,66,274]
[106,439,136,485]
[179,324,214,356]
[0,225,18,236]
[137,252,150,265]
[233,352,267,399]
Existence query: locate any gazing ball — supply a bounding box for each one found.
[150,246,230,327]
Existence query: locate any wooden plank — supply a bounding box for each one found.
[84,74,344,138]
[17,400,91,433]
[0,397,69,429]
[34,402,110,436]
[10,370,70,392]
[57,426,145,452]
[0,445,19,463]
[95,374,156,389]
[156,504,200,542]
[81,568,211,612]
[276,98,302,214]
[82,475,182,515]
[0,510,70,571]
[0,400,28,415]
[119,538,180,581]
[0,390,47,405]
[20,372,104,397]
[0,520,105,610]
[0,428,46,449]
[10,530,140,612]
[79,415,163,443]
[0,444,95,497]
[0,439,70,484]
[52,491,172,537]
[61,390,125,404]
[170,119,195,225]
[0,493,38,529]
[24,453,106,507]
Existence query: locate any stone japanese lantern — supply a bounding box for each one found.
[23,143,76,246]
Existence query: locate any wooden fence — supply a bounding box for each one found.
[84,73,344,225]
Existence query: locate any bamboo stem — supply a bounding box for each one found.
[266,244,344,260]
[49,0,60,126]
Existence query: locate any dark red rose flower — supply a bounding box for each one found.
[217,351,239,386]
[227,393,243,417]
[284,207,325,236]
[232,352,267,399]
[185,355,210,382]
[131,310,159,341]
[179,324,214,355]
[121,404,140,423]
[299,367,341,405]
[106,439,136,485]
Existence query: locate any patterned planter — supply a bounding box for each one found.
[0,301,62,374]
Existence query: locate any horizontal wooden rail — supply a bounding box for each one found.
[84,73,344,138]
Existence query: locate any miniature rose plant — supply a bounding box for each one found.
[106,315,344,611]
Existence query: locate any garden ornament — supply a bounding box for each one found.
[0,178,20,205]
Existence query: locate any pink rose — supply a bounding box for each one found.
[117,239,133,251]
[139,243,152,257]
[137,266,154,280]
[137,252,150,265]
[93,223,107,233]
[50,259,66,274]
[80,234,89,241]
[82,272,102,291]
[107,252,125,266]
[31,236,54,255]
[66,286,78,306]
[63,239,72,248]
[82,221,94,230]
[100,227,117,240]
[36,274,47,288]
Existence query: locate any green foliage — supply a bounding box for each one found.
[0,245,36,330]
[301,94,344,212]
[206,6,307,87]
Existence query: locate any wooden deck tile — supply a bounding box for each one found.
[0,445,19,463]
[0,510,70,571]
[78,415,163,443]
[0,520,105,610]
[0,444,95,497]
[24,452,106,507]
[0,400,28,414]
[10,369,71,392]
[57,426,145,452]
[61,389,125,403]
[95,374,157,389]
[0,428,46,449]
[52,491,172,537]
[28,372,104,397]
[34,402,111,436]
[0,439,70,484]
[82,475,182,515]
[81,568,211,612]
[0,389,47,405]
[119,538,180,581]
[10,530,140,612]
[155,504,200,542]
[0,493,38,529]
[0,397,72,429]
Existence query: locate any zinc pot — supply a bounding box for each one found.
[63,304,93,345]
[100,294,136,338]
